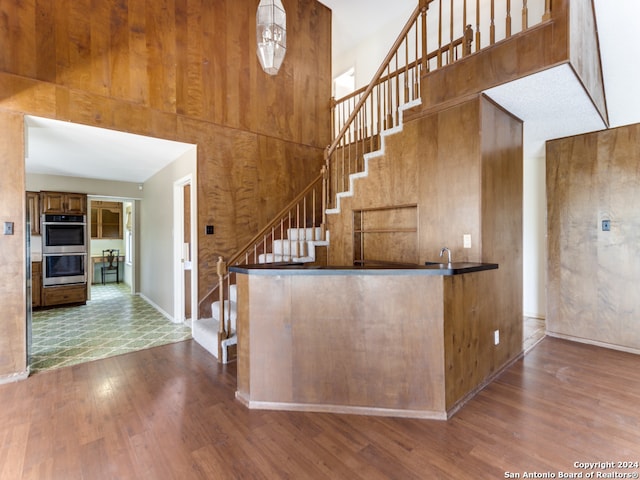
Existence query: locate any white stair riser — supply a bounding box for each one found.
[211,300,237,332]
[287,227,322,241]
[272,239,307,256]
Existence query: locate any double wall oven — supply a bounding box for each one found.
[41,214,88,286]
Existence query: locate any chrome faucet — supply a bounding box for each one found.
[440,247,452,265]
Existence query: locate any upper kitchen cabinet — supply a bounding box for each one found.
[41,191,87,215]
[26,191,41,236]
[91,201,123,239]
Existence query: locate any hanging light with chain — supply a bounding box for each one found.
[256,0,287,75]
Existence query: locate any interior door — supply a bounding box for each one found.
[183,184,191,321]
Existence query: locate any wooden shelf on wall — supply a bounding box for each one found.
[353,204,418,265]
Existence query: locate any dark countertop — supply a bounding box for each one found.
[229,261,498,276]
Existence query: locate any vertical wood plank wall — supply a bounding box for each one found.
[568,0,608,125]
[480,96,524,373]
[0,0,331,377]
[0,112,26,380]
[546,123,640,352]
[326,95,523,396]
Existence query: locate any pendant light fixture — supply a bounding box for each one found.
[256,0,287,75]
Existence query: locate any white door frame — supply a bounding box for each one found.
[173,174,198,325]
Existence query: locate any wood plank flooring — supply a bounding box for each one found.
[1,337,639,479]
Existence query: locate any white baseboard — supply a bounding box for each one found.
[547,331,640,356]
[138,292,175,323]
[0,368,30,385]
[235,392,448,420]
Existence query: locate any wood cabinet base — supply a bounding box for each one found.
[234,267,522,419]
[31,262,42,308]
[42,284,87,307]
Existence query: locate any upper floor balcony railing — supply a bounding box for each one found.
[327,0,550,209]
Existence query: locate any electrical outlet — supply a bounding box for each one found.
[463,234,471,248]
[3,222,14,235]
[494,329,500,345]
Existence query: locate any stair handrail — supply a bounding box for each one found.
[216,256,228,361]
[226,170,325,267]
[331,26,472,130]
[198,169,326,318]
[324,1,428,165]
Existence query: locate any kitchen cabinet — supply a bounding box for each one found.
[90,201,123,239]
[26,191,41,236]
[42,284,87,307]
[32,262,42,308]
[41,191,87,215]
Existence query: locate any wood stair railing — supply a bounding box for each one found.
[202,0,552,363]
[327,0,550,211]
[198,170,327,362]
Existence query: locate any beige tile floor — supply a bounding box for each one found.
[30,283,192,374]
[523,316,546,352]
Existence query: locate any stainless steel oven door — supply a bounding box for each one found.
[42,215,87,254]
[43,253,87,286]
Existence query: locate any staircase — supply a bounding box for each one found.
[257,226,327,263]
[192,284,238,363]
[193,225,328,361]
[195,0,552,363]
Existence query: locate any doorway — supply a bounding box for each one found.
[173,174,198,326]
[24,116,198,372]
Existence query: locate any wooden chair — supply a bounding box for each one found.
[101,249,120,284]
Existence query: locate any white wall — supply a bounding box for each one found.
[139,147,197,320]
[332,4,414,92]
[26,173,142,199]
[523,152,546,318]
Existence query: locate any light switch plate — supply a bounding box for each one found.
[3,222,14,235]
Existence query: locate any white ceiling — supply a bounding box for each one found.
[25,116,195,183]
[24,0,640,181]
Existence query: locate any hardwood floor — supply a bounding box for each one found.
[1,337,639,479]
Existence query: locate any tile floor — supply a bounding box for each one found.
[523,316,546,352]
[30,283,192,374]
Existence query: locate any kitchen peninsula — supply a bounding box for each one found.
[230,262,519,420]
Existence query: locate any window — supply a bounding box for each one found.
[334,67,355,99]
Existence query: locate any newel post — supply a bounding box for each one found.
[216,256,227,361]
[419,0,429,73]
[542,0,551,21]
[463,24,473,56]
[320,165,328,241]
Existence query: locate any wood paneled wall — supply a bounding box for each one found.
[0,111,27,381]
[547,123,640,352]
[237,272,448,417]
[0,0,331,145]
[568,0,608,125]
[326,96,523,396]
[0,0,331,376]
[480,96,524,371]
